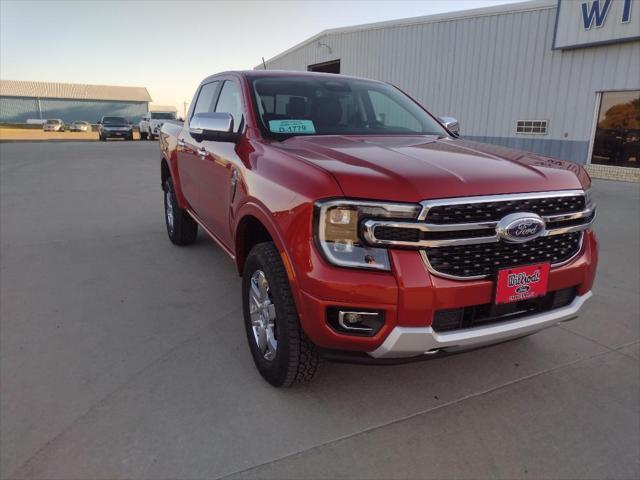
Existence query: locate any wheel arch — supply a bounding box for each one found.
[235,206,308,338]
[234,204,298,285]
[160,152,189,208]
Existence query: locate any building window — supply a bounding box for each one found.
[591,90,640,169]
[516,120,548,135]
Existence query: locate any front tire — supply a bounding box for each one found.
[140,131,148,140]
[163,177,197,245]
[242,242,321,387]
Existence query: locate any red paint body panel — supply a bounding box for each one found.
[160,70,599,354]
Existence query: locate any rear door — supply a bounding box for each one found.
[176,80,220,215]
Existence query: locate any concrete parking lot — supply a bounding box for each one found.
[1,141,638,480]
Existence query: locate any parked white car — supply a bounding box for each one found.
[70,121,91,132]
[43,119,65,132]
[139,110,177,140]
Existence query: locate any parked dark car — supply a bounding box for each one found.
[98,116,133,141]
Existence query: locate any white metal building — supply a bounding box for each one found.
[0,80,152,123]
[258,0,640,174]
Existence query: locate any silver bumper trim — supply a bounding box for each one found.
[369,292,592,358]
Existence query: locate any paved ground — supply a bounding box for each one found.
[1,142,638,480]
[0,129,142,141]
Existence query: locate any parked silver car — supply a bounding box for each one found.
[43,119,65,132]
[70,121,91,132]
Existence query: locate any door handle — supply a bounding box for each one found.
[197,147,207,159]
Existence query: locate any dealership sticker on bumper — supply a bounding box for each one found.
[495,263,550,304]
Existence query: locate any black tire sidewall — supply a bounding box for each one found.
[242,247,294,386]
[164,178,178,240]
[163,177,197,245]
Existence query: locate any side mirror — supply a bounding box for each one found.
[438,116,460,137]
[189,112,239,143]
[97,121,102,125]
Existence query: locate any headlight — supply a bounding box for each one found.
[314,200,420,271]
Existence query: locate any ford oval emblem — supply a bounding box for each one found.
[496,212,546,243]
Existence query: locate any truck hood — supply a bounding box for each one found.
[275,135,590,202]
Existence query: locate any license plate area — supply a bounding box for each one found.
[495,263,550,304]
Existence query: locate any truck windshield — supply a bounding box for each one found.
[46,119,60,124]
[249,75,447,138]
[150,112,176,120]
[103,117,127,124]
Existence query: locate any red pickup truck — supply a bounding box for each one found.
[159,71,597,387]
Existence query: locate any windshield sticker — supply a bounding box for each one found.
[268,119,316,134]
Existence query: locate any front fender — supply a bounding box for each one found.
[234,198,312,323]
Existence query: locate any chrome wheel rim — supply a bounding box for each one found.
[249,270,277,361]
[165,190,174,234]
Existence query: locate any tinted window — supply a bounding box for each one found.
[215,80,244,132]
[151,112,176,120]
[192,81,219,116]
[102,117,127,124]
[250,75,446,138]
[368,90,422,131]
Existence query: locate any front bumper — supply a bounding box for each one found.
[103,130,131,137]
[295,230,598,357]
[370,291,591,358]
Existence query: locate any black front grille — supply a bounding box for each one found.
[426,195,585,224]
[425,232,582,278]
[374,226,495,243]
[374,226,420,242]
[432,287,577,332]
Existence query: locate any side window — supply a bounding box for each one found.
[215,80,244,132]
[192,81,220,117]
[368,90,421,132]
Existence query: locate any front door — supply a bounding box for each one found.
[176,80,220,217]
[197,79,246,249]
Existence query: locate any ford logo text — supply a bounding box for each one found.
[496,212,546,243]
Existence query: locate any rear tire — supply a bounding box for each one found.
[242,242,321,387]
[163,177,197,245]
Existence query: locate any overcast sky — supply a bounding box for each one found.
[1,0,525,112]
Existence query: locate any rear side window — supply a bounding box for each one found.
[215,81,244,132]
[192,81,220,117]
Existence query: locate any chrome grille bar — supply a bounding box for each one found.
[359,190,593,280]
[362,209,594,248]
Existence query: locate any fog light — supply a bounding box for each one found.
[326,307,385,336]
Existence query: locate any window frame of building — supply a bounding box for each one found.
[515,120,549,135]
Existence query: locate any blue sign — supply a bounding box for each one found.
[581,0,633,29]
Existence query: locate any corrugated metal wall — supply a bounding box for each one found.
[0,97,148,123]
[263,4,640,164]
